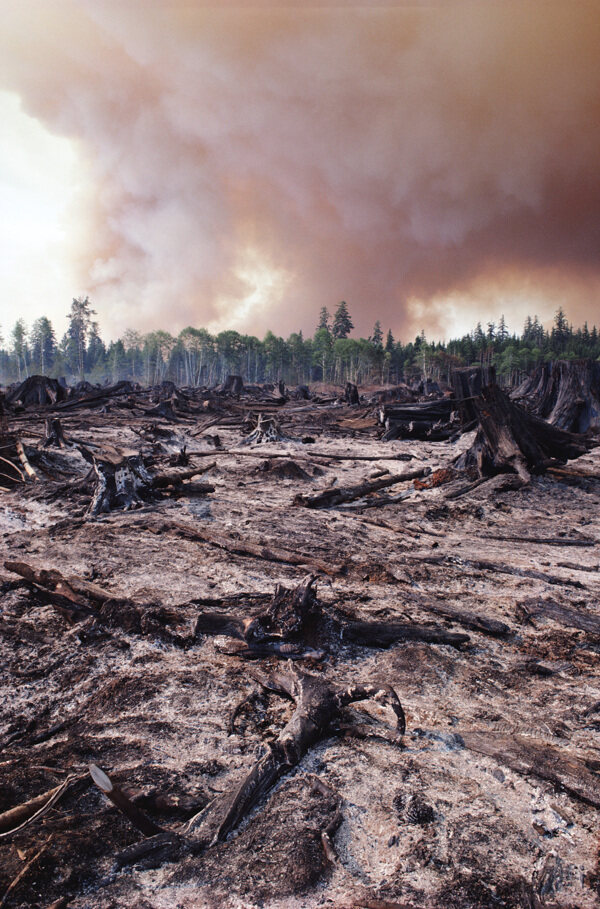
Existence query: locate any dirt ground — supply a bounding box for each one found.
[1,398,599,908]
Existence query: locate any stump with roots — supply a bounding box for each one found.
[241,413,289,446]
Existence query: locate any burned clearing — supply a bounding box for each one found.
[1,370,600,909]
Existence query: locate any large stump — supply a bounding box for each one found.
[513,359,600,433]
[456,382,595,482]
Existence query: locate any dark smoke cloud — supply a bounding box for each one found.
[2,1,599,340]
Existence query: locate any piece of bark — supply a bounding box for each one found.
[293,466,431,509]
[462,732,600,807]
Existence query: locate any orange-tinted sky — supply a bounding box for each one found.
[1,1,599,342]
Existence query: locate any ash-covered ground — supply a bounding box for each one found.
[1,395,599,909]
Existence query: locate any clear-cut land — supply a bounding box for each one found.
[0,373,599,908]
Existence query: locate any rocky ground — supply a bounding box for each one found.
[1,396,599,908]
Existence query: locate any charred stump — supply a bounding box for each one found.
[344,382,360,405]
[513,359,600,433]
[6,375,67,408]
[241,413,289,445]
[43,417,69,448]
[455,382,595,483]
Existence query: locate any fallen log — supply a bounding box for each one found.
[194,576,469,656]
[462,732,600,808]
[139,519,346,576]
[293,466,431,509]
[516,597,600,635]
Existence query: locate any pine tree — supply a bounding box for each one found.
[370,320,383,348]
[316,307,330,332]
[332,301,354,340]
[67,296,96,380]
[385,329,395,352]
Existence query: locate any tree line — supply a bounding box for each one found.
[1,297,599,389]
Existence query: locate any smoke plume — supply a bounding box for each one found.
[2,1,599,340]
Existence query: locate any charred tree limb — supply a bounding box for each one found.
[462,732,600,808]
[293,466,431,509]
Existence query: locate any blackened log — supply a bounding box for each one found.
[293,466,431,508]
[462,733,600,808]
[341,620,468,649]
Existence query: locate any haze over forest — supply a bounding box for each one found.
[1,2,599,342]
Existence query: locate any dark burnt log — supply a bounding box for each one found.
[194,576,470,656]
[344,382,360,405]
[513,359,600,432]
[293,466,431,509]
[341,620,469,648]
[462,733,600,808]
[454,382,595,483]
[4,560,189,643]
[140,519,346,575]
[43,417,68,448]
[516,597,600,635]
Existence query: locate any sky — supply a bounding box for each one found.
[1,1,599,344]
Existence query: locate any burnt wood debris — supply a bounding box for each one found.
[1,363,600,907]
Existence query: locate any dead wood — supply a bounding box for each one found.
[516,597,600,635]
[202,666,405,843]
[194,576,469,656]
[413,600,512,637]
[408,553,585,590]
[455,383,595,483]
[345,382,360,405]
[480,533,595,547]
[5,375,67,409]
[89,764,164,837]
[139,519,346,575]
[43,417,68,449]
[0,775,84,837]
[513,358,600,432]
[462,732,600,808]
[241,413,289,445]
[293,466,431,509]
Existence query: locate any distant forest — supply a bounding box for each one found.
[1,297,599,388]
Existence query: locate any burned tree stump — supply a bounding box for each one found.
[194,576,469,658]
[87,450,155,516]
[241,413,289,445]
[6,375,67,408]
[43,417,69,448]
[344,382,359,405]
[514,359,600,433]
[218,375,244,396]
[455,382,595,483]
